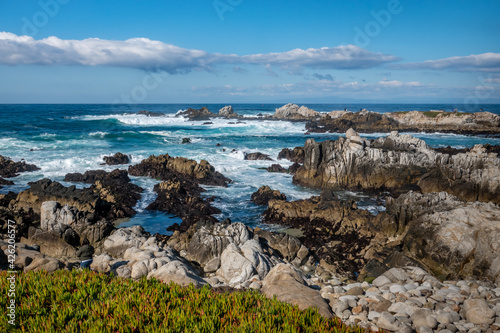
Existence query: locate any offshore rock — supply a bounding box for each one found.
[129,153,230,187]
[277,146,305,164]
[244,152,273,161]
[219,105,238,118]
[102,152,130,165]
[177,106,215,120]
[0,155,40,178]
[294,130,500,204]
[250,185,287,206]
[273,103,320,120]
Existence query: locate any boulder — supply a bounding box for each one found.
[102,152,130,165]
[148,261,207,287]
[266,164,287,173]
[262,263,333,318]
[251,186,286,206]
[219,106,235,118]
[177,107,215,120]
[277,147,305,164]
[274,104,320,119]
[463,299,496,325]
[103,226,150,258]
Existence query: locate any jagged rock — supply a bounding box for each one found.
[102,152,130,165]
[287,162,301,175]
[0,176,14,188]
[181,138,191,144]
[216,243,257,286]
[103,226,150,258]
[262,263,333,318]
[219,105,237,118]
[266,164,287,173]
[251,186,286,206]
[0,155,40,178]
[177,107,215,120]
[254,228,309,265]
[146,177,220,224]
[274,104,320,120]
[244,152,273,161]
[294,130,500,204]
[23,231,77,258]
[278,147,305,164]
[387,191,500,283]
[64,169,143,218]
[129,153,230,187]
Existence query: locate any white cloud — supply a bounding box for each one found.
[0,32,399,73]
[393,52,500,72]
[377,79,423,88]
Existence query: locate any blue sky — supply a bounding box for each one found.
[0,0,499,104]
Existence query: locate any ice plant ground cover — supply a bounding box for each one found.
[0,270,375,332]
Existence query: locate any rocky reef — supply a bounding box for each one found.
[128,153,230,187]
[0,154,39,178]
[293,129,500,204]
[102,152,130,165]
[176,105,240,120]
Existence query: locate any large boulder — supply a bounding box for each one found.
[274,104,320,119]
[103,226,150,258]
[129,153,230,187]
[262,263,333,318]
[219,105,236,118]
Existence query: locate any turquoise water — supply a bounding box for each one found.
[1,104,500,234]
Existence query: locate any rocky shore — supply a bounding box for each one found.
[1,127,500,332]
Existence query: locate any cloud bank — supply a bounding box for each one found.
[394,52,500,72]
[0,32,399,73]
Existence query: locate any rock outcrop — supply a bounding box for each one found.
[128,154,230,187]
[64,169,143,218]
[244,152,273,161]
[250,186,286,206]
[386,191,500,284]
[0,176,14,189]
[0,155,40,178]
[306,110,500,135]
[219,105,237,118]
[277,146,305,164]
[273,103,320,120]
[177,107,215,121]
[102,152,130,165]
[294,130,500,204]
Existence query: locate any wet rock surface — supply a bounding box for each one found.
[250,185,287,206]
[128,153,230,187]
[244,152,273,161]
[0,155,40,178]
[277,146,305,164]
[102,152,130,165]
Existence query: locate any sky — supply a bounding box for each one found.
[0,0,499,104]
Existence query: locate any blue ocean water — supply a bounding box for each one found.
[1,104,500,234]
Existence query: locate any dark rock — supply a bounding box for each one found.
[181,138,191,144]
[202,122,213,125]
[128,153,230,187]
[251,186,287,206]
[102,152,130,165]
[0,155,40,178]
[278,147,305,164]
[287,163,301,175]
[138,110,164,117]
[266,164,287,173]
[244,152,273,161]
[177,107,215,120]
[0,176,14,188]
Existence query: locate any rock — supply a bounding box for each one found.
[274,104,320,120]
[177,107,215,120]
[278,147,305,164]
[103,226,149,258]
[24,231,77,258]
[181,138,191,144]
[216,243,257,286]
[128,153,230,187]
[244,152,273,161]
[346,286,364,296]
[148,261,207,288]
[102,152,130,165]
[0,176,14,188]
[251,186,287,206]
[24,257,64,273]
[262,263,333,318]
[253,228,308,264]
[137,110,164,117]
[306,109,500,136]
[377,312,403,331]
[388,191,500,283]
[0,155,40,178]
[266,164,287,173]
[293,132,500,204]
[410,309,437,329]
[463,299,496,325]
[219,105,235,118]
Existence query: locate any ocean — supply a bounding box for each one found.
[2,103,500,234]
